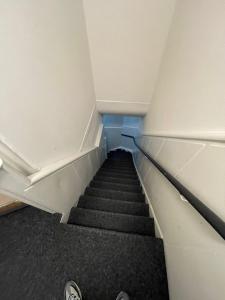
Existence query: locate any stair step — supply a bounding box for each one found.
[90,180,142,193]
[107,158,132,162]
[63,225,168,300]
[94,175,140,186]
[109,151,131,154]
[109,151,132,156]
[97,170,138,180]
[104,157,133,161]
[102,165,135,172]
[106,160,132,164]
[69,208,155,236]
[100,167,136,175]
[104,159,134,163]
[0,206,169,300]
[78,195,149,216]
[103,161,135,168]
[101,166,136,173]
[85,187,145,202]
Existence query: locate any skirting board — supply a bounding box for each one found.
[132,154,163,239]
[96,100,149,116]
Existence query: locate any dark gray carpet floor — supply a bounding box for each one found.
[0,149,169,300]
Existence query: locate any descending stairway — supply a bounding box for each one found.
[0,149,169,300]
[69,150,154,236]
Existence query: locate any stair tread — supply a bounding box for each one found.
[78,195,149,216]
[69,207,154,236]
[97,170,138,179]
[90,180,142,193]
[0,206,169,300]
[100,167,136,175]
[101,167,136,173]
[102,164,135,169]
[0,150,169,300]
[94,175,140,185]
[85,187,145,202]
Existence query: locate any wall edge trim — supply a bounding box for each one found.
[79,104,96,152]
[27,123,104,186]
[143,130,225,142]
[133,154,164,239]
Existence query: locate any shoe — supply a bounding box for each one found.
[116,291,130,300]
[64,281,82,300]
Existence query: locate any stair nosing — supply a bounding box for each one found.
[77,204,149,217]
[67,223,158,239]
[69,207,154,236]
[91,180,141,189]
[79,195,148,207]
[73,207,152,220]
[101,168,136,173]
[94,177,140,185]
[97,171,138,178]
[68,223,154,237]
[87,187,143,196]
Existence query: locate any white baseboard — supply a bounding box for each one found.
[132,154,163,239]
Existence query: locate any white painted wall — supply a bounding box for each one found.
[0,0,96,168]
[0,1,108,219]
[144,0,225,138]
[83,0,176,113]
[0,123,106,222]
[134,1,225,299]
[134,147,225,300]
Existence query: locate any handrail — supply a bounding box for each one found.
[122,134,225,240]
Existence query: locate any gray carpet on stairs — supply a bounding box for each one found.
[90,180,142,193]
[85,187,145,202]
[0,149,169,300]
[0,207,168,300]
[94,175,140,185]
[78,195,149,216]
[97,170,138,180]
[69,207,155,236]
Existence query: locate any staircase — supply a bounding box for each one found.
[0,149,169,300]
[69,150,156,237]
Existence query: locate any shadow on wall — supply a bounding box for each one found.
[102,114,143,152]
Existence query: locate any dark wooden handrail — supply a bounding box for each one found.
[122,133,225,240]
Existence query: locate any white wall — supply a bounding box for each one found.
[0,0,96,168]
[0,1,107,219]
[0,134,106,222]
[134,147,225,300]
[83,0,176,113]
[135,1,225,299]
[144,0,225,138]
[0,121,106,222]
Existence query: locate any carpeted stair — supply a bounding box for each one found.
[0,149,169,300]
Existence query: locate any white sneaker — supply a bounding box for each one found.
[116,291,130,300]
[64,281,82,300]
